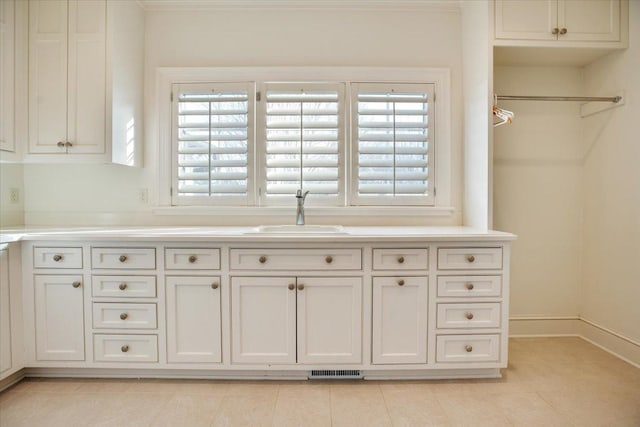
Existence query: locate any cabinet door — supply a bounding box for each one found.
[66,0,105,153]
[231,277,296,364]
[35,275,85,361]
[372,276,428,364]
[558,0,620,42]
[166,276,221,363]
[0,0,15,152]
[0,249,11,374]
[297,277,362,364]
[28,0,68,153]
[495,0,557,41]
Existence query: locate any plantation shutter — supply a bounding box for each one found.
[351,83,435,205]
[259,83,345,206]
[172,82,254,205]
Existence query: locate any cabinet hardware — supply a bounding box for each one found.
[56,141,65,148]
[259,256,267,264]
[297,284,305,291]
[72,281,81,288]
[466,255,475,263]
[397,279,405,286]
[119,255,127,263]
[211,283,219,290]
[188,255,197,263]
[465,283,474,290]
[65,141,73,147]
[397,256,405,264]
[559,28,567,35]
[465,345,473,353]
[53,254,63,262]
[120,313,128,320]
[552,27,559,35]
[325,256,333,264]
[121,345,129,353]
[465,312,474,320]
[288,283,295,290]
[119,283,127,290]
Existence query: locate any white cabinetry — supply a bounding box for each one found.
[0,0,15,152]
[0,248,12,374]
[27,0,143,165]
[34,275,85,361]
[495,0,626,45]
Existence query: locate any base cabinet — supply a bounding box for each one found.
[0,249,12,374]
[166,276,222,363]
[34,275,85,361]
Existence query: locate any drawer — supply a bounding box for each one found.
[437,248,502,270]
[437,275,502,298]
[230,249,361,270]
[436,334,500,363]
[92,303,157,329]
[94,334,158,363]
[165,248,220,270]
[92,275,156,298]
[92,248,156,269]
[372,249,428,270]
[436,303,501,329]
[33,247,82,269]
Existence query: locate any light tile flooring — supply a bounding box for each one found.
[1,338,639,426]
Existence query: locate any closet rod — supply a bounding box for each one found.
[496,95,621,103]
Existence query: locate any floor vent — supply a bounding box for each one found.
[308,370,363,380]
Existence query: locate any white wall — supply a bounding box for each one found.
[493,66,584,326]
[0,163,24,227]
[580,0,640,357]
[22,4,465,226]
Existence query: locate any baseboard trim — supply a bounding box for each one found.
[0,369,27,392]
[509,316,640,367]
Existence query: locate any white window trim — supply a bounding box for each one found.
[156,67,452,215]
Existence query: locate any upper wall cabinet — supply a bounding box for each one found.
[0,0,15,153]
[27,0,144,165]
[494,0,628,47]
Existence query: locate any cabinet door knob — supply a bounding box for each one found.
[397,256,405,264]
[120,313,128,320]
[211,283,219,290]
[465,312,474,320]
[325,256,333,264]
[465,345,473,353]
[552,27,559,35]
[119,255,128,263]
[188,255,197,263]
[53,254,63,262]
[465,283,474,290]
[397,279,405,286]
[559,28,567,35]
[119,283,128,291]
[121,345,130,353]
[259,256,267,264]
[297,284,304,291]
[65,141,73,147]
[56,141,65,148]
[288,283,295,290]
[72,281,81,288]
[466,255,475,263]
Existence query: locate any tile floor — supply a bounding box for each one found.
[0,337,639,426]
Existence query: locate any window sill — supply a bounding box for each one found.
[152,206,456,217]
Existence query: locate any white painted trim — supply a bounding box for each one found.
[580,317,640,348]
[152,206,456,217]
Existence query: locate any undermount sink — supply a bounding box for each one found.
[246,225,348,235]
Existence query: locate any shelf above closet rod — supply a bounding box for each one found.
[496,95,622,103]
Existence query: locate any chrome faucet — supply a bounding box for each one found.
[295,189,310,225]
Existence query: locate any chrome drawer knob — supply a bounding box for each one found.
[53,254,63,262]
[72,281,81,288]
[465,345,473,353]
[288,283,295,290]
[397,279,405,286]
[259,256,267,264]
[119,255,128,263]
[466,255,475,263]
[465,312,474,320]
[119,283,128,291]
[297,284,305,291]
[397,256,405,264]
[121,345,129,353]
[325,256,333,264]
[120,313,128,320]
[211,283,219,290]
[465,283,474,290]
[188,255,197,263]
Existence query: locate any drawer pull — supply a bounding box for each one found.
[53,254,63,262]
[465,283,474,290]
[465,312,474,320]
[325,256,333,264]
[465,345,473,353]
[397,256,405,264]
[120,313,128,320]
[72,281,81,288]
[119,255,128,263]
[211,283,219,290]
[188,255,197,264]
[121,345,130,353]
[288,283,295,290]
[397,279,405,286]
[259,256,267,264]
[119,283,128,291]
[297,284,305,291]
[466,255,475,263]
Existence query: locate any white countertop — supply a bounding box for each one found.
[0,226,516,244]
